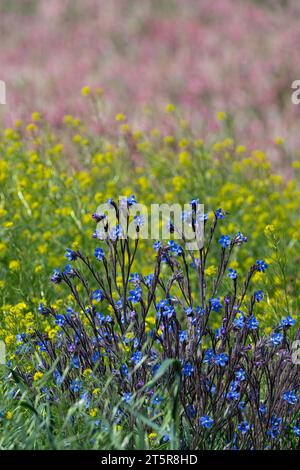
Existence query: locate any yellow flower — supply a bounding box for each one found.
[178,151,191,166]
[48,328,58,340]
[63,114,73,124]
[38,244,47,254]
[292,161,300,169]
[81,86,91,97]
[148,432,157,440]
[3,221,13,228]
[9,260,20,271]
[5,334,15,345]
[72,134,82,144]
[5,411,13,420]
[217,111,227,122]
[264,224,275,235]
[164,135,174,145]
[26,123,37,133]
[165,103,175,113]
[14,119,22,128]
[205,265,217,276]
[0,242,7,257]
[172,175,185,191]
[235,145,246,154]
[31,112,40,122]
[115,113,126,122]
[0,208,7,218]
[121,124,130,133]
[33,371,44,382]
[83,368,92,378]
[179,138,189,148]
[89,408,98,418]
[274,136,284,146]
[92,388,100,395]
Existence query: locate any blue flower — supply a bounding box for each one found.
[127,195,137,206]
[294,425,300,437]
[134,215,144,227]
[200,415,214,429]
[92,351,101,363]
[94,247,105,261]
[16,333,26,344]
[53,370,63,386]
[233,312,245,329]
[280,315,296,329]
[204,348,214,364]
[168,240,182,256]
[268,416,282,439]
[80,391,91,408]
[38,303,48,315]
[179,330,187,342]
[128,286,142,304]
[121,364,129,376]
[51,269,63,284]
[187,404,197,418]
[70,379,82,394]
[64,264,76,277]
[218,235,231,249]
[205,381,216,395]
[65,248,77,261]
[131,351,142,365]
[214,353,228,367]
[185,307,193,317]
[254,290,264,302]
[210,297,222,313]
[129,273,140,285]
[235,368,246,382]
[282,390,298,405]
[259,403,266,414]
[270,332,283,346]
[228,268,237,280]
[92,290,104,302]
[247,315,259,330]
[122,392,132,404]
[156,300,175,319]
[233,232,248,245]
[71,355,80,368]
[256,259,268,272]
[182,362,194,377]
[194,212,209,223]
[144,274,154,287]
[153,241,161,251]
[110,224,123,241]
[215,208,225,219]
[190,198,199,206]
[226,390,240,401]
[37,341,47,352]
[55,315,66,327]
[92,211,106,223]
[204,349,228,367]
[152,394,164,406]
[238,421,250,434]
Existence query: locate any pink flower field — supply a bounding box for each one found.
[1,0,300,157]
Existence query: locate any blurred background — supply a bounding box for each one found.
[1,0,300,156]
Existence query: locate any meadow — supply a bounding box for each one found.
[1,0,300,452]
[0,92,299,449]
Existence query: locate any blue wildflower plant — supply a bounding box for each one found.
[12,196,300,450]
